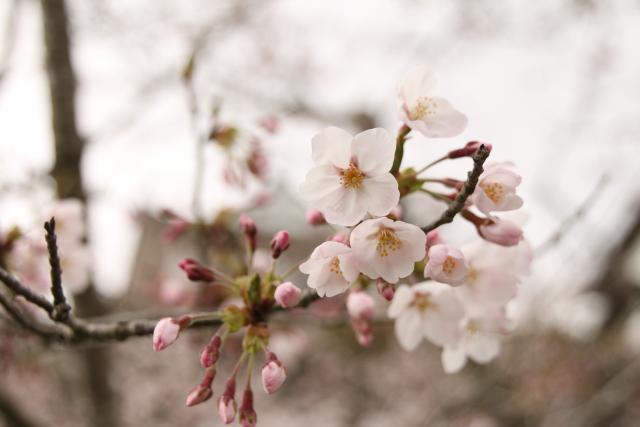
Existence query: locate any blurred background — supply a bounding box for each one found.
[1,0,640,426]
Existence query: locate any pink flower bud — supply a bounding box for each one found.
[448,141,492,159]
[200,335,222,368]
[152,317,181,351]
[425,244,469,286]
[239,214,257,251]
[270,230,290,259]
[346,291,374,320]
[218,396,236,424]
[274,282,302,308]
[479,218,523,247]
[261,352,286,394]
[163,218,190,242]
[178,258,215,282]
[218,378,237,424]
[239,389,257,427]
[186,383,213,407]
[388,205,402,220]
[306,209,326,226]
[376,279,395,301]
[426,229,442,250]
[329,232,349,245]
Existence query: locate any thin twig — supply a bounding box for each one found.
[44,218,71,321]
[422,145,491,233]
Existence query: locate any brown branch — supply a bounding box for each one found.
[422,145,491,233]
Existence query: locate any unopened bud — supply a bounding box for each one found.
[274,282,302,308]
[426,229,442,251]
[376,279,395,301]
[346,291,374,320]
[448,141,492,159]
[200,335,222,368]
[270,230,290,259]
[306,209,326,226]
[239,389,257,427]
[178,258,215,282]
[388,205,402,220]
[329,232,349,245]
[479,218,523,247]
[239,214,257,251]
[218,378,237,424]
[261,352,286,394]
[185,368,215,407]
[153,317,182,351]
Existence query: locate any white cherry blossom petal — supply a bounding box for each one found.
[388,285,413,318]
[311,126,352,168]
[441,346,467,374]
[395,310,423,351]
[351,128,395,175]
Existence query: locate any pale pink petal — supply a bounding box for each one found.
[350,128,395,175]
[419,97,468,138]
[360,174,400,218]
[395,310,423,351]
[466,334,500,364]
[311,126,352,168]
[441,346,467,374]
[387,285,413,318]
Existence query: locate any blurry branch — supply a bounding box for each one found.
[0,386,40,427]
[593,203,640,328]
[0,218,321,344]
[0,0,19,91]
[423,145,491,233]
[0,219,222,343]
[536,174,609,254]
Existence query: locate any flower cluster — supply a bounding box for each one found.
[298,65,531,372]
[152,65,531,426]
[153,216,296,426]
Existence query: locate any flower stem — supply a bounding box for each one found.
[390,124,411,175]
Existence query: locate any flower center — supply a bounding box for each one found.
[376,227,402,257]
[442,256,457,274]
[481,182,504,203]
[409,97,437,120]
[329,256,342,277]
[466,320,479,334]
[339,163,365,189]
[413,292,431,311]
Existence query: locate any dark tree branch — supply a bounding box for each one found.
[43,218,71,321]
[422,145,491,233]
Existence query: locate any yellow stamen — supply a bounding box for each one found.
[329,256,342,277]
[376,227,402,257]
[481,182,504,204]
[442,256,457,274]
[339,163,365,189]
[409,97,437,120]
[413,292,431,311]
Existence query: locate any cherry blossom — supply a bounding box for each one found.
[424,244,469,286]
[479,217,523,247]
[388,282,464,351]
[274,282,302,308]
[261,352,286,394]
[301,126,400,226]
[455,241,531,310]
[153,318,181,351]
[397,65,468,138]
[472,162,523,214]
[350,217,426,283]
[299,241,359,297]
[441,310,510,373]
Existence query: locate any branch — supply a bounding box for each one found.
[43,218,71,321]
[422,145,491,233]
